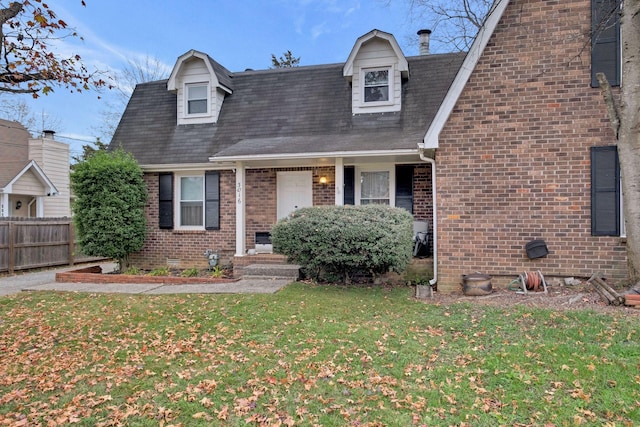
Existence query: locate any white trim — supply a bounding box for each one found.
[235,162,246,256]
[344,29,408,79]
[422,0,511,149]
[209,148,418,163]
[354,164,396,207]
[167,50,231,93]
[2,160,58,195]
[359,66,394,108]
[175,172,206,230]
[185,82,210,117]
[140,163,229,172]
[334,158,344,205]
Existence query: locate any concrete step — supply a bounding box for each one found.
[242,263,300,280]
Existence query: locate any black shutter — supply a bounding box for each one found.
[205,171,220,230]
[591,146,620,236]
[591,0,620,87]
[395,165,414,214]
[344,166,355,205]
[159,173,173,229]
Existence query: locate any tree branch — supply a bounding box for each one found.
[596,72,621,140]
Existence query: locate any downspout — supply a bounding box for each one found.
[418,148,437,287]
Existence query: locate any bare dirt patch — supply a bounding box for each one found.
[426,281,640,318]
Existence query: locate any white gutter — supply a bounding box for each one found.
[418,145,437,287]
[209,148,418,163]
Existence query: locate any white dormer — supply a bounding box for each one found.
[343,30,409,115]
[167,50,233,125]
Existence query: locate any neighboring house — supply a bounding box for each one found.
[112,0,626,291]
[0,120,70,218]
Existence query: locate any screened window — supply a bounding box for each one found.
[187,84,208,114]
[363,69,389,103]
[180,176,204,226]
[360,170,390,205]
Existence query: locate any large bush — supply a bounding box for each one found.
[71,149,147,270]
[271,205,413,283]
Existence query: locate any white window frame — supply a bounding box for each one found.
[355,165,396,207]
[360,66,394,107]
[185,82,209,117]
[176,173,205,230]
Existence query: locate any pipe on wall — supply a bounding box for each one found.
[418,149,437,287]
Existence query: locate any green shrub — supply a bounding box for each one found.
[180,267,200,277]
[71,148,147,272]
[271,205,413,283]
[148,267,170,277]
[123,266,142,275]
[209,266,225,278]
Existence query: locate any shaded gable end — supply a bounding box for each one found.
[343,29,409,115]
[167,50,234,125]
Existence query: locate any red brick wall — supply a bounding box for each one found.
[413,164,433,224]
[245,166,335,250]
[134,165,432,270]
[435,0,627,291]
[130,171,236,269]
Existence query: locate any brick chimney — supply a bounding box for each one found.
[417,29,432,55]
[42,130,56,139]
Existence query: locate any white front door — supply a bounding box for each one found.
[277,171,313,219]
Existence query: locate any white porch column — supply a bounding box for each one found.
[0,193,8,217]
[235,162,246,256]
[334,157,344,206]
[36,197,44,218]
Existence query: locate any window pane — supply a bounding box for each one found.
[188,85,207,99]
[361,171,389,205]
[365,70,388,85]
[187,85,207,114]
[180,177,204,226]
[181,202,203,226]
[364,86,389,102]
[181,177,203,201]
[188,99,207,114]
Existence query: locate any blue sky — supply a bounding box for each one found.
[17,0,438,158]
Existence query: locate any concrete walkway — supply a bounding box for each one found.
[0,263,291,296]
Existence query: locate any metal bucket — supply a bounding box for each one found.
[462,273,493,296]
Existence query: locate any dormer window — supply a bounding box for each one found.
[187,83,208,115]
[168,50,233,125]
[343,30,408,115]
[363,68,390,103]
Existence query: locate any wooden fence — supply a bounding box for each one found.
[0,218,102,274]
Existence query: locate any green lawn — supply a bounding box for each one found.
[0,283,638,426]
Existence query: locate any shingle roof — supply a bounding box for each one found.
[111,52,465,165]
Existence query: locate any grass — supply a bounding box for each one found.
[0,283,638,426]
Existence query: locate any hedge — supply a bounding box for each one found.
[271,205,413,283]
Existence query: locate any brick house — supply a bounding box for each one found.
[112,0,626,292]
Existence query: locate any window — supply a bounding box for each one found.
[591,146,621,236]
[355,166,395,206]
[591,0,620,87]
[363,69,390,103]
[180,176,204,226]
[187,83,208,114]
[158,172,220,230]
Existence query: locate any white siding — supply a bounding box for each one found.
[13,170,44,195]
[176,58,225,125]
[351,39,403,115]
[29,138,71,217]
